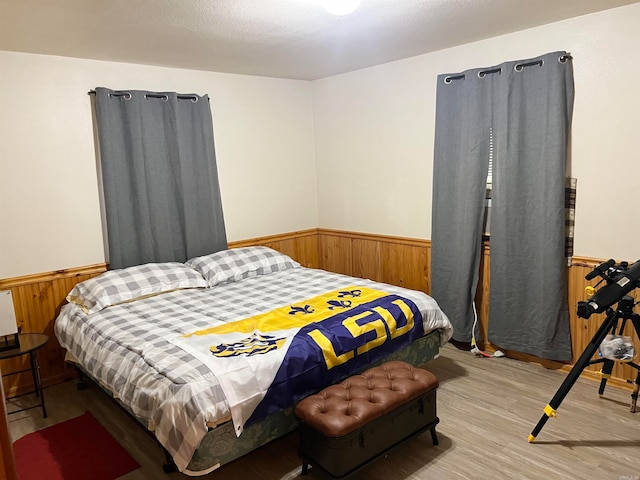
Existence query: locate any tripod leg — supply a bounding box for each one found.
[529,311,616,442]
[630,316,640,413]
[598,358,614,395]
[630,376,639,413]
[528,360,589,442]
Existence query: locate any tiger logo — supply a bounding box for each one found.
[210,333,286,357]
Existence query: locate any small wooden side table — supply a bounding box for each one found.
[0,333,48,418]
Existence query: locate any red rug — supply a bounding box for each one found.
[13,411,140,480]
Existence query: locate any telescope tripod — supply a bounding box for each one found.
[528,295,640,442]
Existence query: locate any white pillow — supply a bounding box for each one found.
[66,262,207,314]
[186,246,300,287]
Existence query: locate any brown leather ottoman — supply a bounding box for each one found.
[294,361,439,478]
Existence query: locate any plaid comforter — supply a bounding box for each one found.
[55,267,452,473]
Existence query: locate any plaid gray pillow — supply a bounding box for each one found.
[66,262,207,314]
[186,246,300,287]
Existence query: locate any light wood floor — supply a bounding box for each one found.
[8,345,640,480]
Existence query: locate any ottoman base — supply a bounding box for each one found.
[295,362,439,479]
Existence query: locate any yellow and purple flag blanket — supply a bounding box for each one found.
[171,286,424,435]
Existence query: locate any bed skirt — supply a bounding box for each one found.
[67,328,441,475]
[183,329,442,475]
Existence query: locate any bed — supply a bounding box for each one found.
[54,246,453,476]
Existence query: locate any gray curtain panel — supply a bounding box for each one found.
[431,51,573,361]
[489,52,574,361]
[431,69,493,343]
[94,88,228,269]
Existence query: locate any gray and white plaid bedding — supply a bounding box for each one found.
[186,245,300,287]
[55,267,452,473]
[66,262,207,313]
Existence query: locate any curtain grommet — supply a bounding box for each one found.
[478,68,501,78]
[443,74,464,84]
[514,59,543,72]
[144,94,169,101]
[109,92,132,100]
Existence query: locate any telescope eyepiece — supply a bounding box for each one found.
[577,301,595,319]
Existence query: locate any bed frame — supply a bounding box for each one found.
[72,329,442,475]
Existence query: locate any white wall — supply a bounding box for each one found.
[0,52,317,278]
[2,4,639,279]
[312,4,640,262]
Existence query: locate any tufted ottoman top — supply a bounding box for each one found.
[294,361,438,438]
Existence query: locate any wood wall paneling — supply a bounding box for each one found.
[315,231,640,391]
[318,229,430,293]
[1,229,638,397]
[319,234,352,276]
[481,257,640,390]
[229,229,320,269]
[381,242,429,293]
[475,244,491,350]
[351,239,382,282]
[0,231,319,396]
[0,265,107,397]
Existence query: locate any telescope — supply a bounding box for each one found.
[529,256,640,442]
[577,259,640,319]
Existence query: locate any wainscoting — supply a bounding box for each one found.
[317,230,640,390]
[0,264,109,396]
[0,230,320,397]
[229,229,320,269]
[1,228,638,396]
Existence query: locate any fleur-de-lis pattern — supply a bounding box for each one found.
[327,299,352,310]
[193,286,391,362]
[289,291,360,315]
[289,304,315,315]
[337,289,362,298]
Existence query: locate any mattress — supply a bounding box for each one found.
[55,266,452,472]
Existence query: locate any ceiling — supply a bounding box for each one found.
[1,0,638,80]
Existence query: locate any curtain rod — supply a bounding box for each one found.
[444,54,572,84]
[87,90,203,102]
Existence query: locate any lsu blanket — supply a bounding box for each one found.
[170,286,424,435]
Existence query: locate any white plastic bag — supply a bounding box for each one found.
[599,334,635,362]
